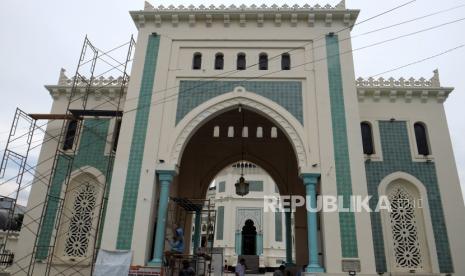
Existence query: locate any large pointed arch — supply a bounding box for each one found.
[169,87,308,169]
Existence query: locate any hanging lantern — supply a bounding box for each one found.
[235,175,249,196]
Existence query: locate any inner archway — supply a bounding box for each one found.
[165,106,312,267]
[242,219,257,255]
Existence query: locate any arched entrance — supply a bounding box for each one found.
[241,219,257,255]
[149,104,324,272]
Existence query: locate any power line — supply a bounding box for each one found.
[369,44,465,77]
[7,4,465,272]
[4,12,465,193]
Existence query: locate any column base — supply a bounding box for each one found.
[285,262,295,266]
[148,258,163,267]
[306,264,325,273]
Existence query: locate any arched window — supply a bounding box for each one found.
[56,172,102,261]
[63,119,78,150]
[228,126,234,137]
[361,122,374,155]
[242,126,248,137]
[237,53,246,70]
[385,181,432,273]
[414,122,430,155]
[213,126,220,137]
[281,53,291,70]
[271,127,278,138]
[259,53,268,70]
[256,127,263,138]
[112,119,122,152]
[192,52,202,70]
[214,53,224,70]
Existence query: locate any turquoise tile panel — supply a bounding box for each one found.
[275,211,283,242]
[365,121,453,273]
[176,81,303,125]
[249,180,264,192]
[218,181,225,193]
[116,34,160,249]
[326,35,358,258]
[216,206,225,240]
[36,119,112,259]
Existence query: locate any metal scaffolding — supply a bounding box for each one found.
[0,35,135,276]
[161,197,216,276]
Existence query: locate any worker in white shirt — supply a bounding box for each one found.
[235,258,246,276]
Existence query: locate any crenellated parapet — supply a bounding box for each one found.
[356,70,453,104]
[131,1,357,29]
[46,69,127,101]
[143,2,346,12]
[57,68,126,87]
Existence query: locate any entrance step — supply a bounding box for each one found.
[239,255,259,273]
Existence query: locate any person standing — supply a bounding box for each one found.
[235,258,246,276]
[273,265,285,276]
[166,222,184,253]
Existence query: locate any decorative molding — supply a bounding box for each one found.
[47,69,127,100]
[56,69,126,87]
[308,13,315,27]
[188,14,195,26]
[170,95,307,168]
[325,13,332,26]
[356,70,453,104]
[143,2,347,12]
[356,70,442,89]
[132,1,357,29]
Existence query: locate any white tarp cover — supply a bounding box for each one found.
[93,249,132,276]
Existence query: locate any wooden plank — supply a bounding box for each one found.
[28,114,80,120]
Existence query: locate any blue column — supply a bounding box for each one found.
[235,231,242,255]
[302,173,324,273]
[285,211,294,265]
[193,210,201,251]
[256,232,263,255]
[149,170,175,267]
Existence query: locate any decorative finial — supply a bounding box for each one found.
[335,0,346,9]
[431,69,440,87]
[58,68,67,85]
[144,1,154,10]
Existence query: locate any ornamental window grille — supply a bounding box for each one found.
[63,183,97,257]
[388,185,423,270]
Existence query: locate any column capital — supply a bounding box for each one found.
[300,173,320,186]
[156,169,176,182]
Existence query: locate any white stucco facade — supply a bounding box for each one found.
[6,2,465,276]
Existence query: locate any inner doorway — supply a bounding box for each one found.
[241,219,257,255]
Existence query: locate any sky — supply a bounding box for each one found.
[0,0,464,205]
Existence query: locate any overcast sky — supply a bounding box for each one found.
[0,0,464,205]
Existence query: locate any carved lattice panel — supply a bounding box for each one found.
[389,185,423,269]
[64,183,97,257]
[236,208,262,232]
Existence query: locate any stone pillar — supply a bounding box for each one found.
[193,210,201,251]
[302,173,324,273]
[285,210,294,265]
[149,170,175,267]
